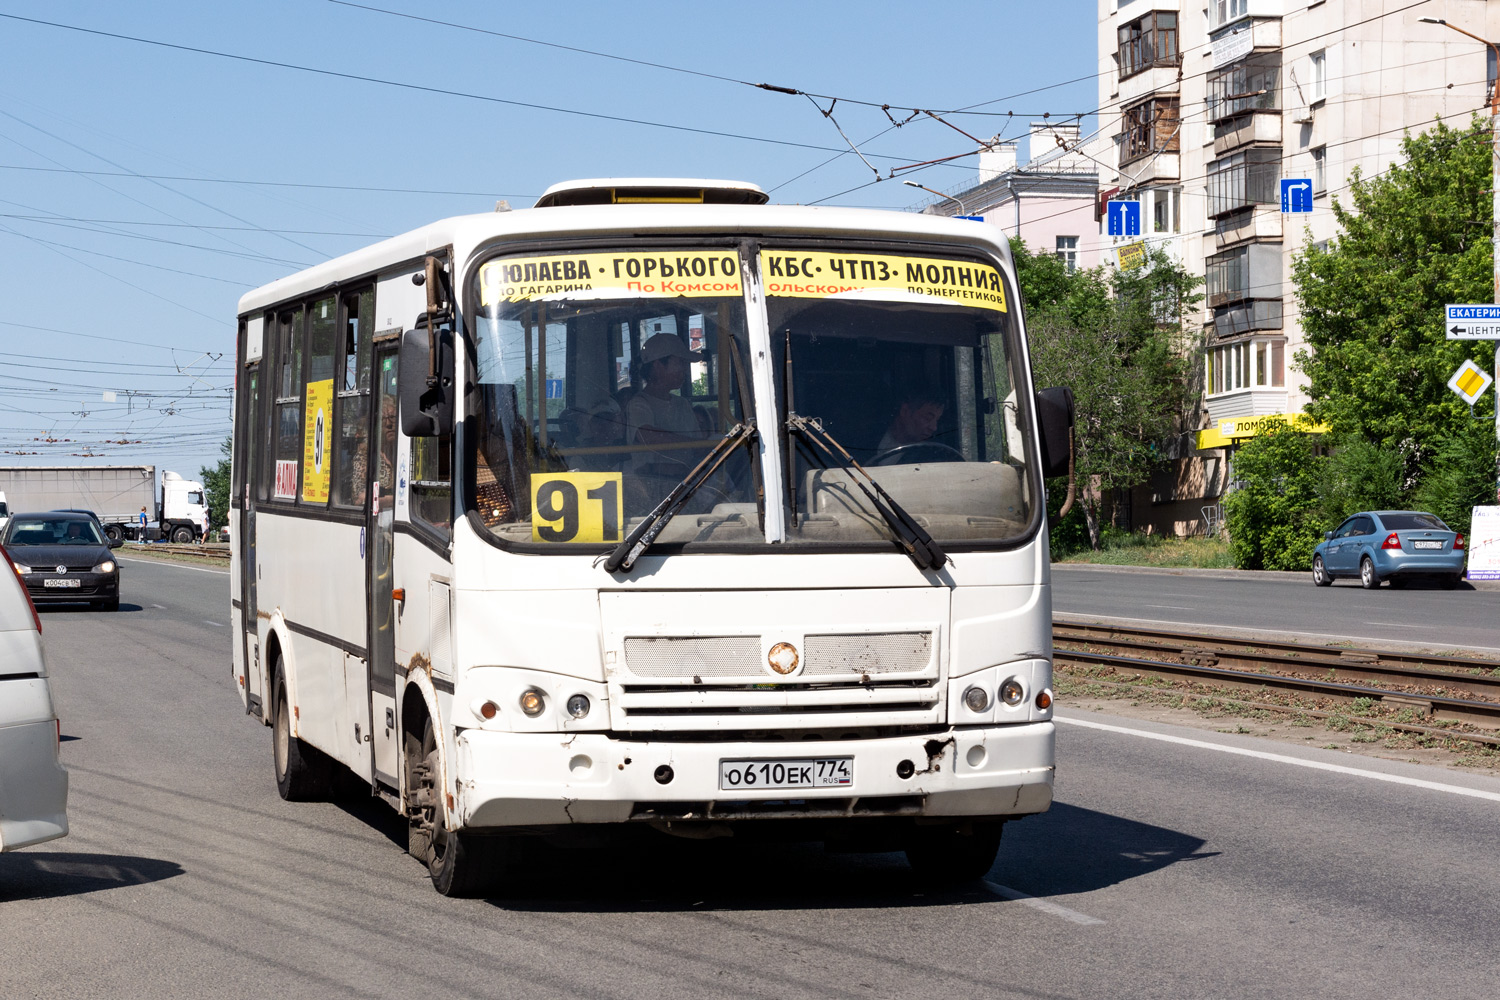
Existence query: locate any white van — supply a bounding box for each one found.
[0,490,10,534]
[0,545,68,851]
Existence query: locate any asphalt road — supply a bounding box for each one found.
[1054,564,1500,653]
[3,557,1499,999]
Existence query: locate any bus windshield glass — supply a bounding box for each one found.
[471,248,760,549]
[764,248,1034,547]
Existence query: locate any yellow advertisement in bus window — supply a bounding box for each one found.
[302,378,333,503]
[758,250,1007,312]
[530,472,624,543]
[480,250,744,307]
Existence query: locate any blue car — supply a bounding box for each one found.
[1311,510,1466,589]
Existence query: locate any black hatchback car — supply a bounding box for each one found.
[1,511,122,611]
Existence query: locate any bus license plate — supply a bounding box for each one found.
[1413,540,1443,549]
[719,758,852,790]
[43,579,80,588]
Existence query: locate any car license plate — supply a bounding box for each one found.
[43,578,80,588]
[719,757,852,791]
[1413,540,1443,550]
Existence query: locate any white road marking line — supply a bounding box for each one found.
[117,557,229,576]
[983,880,1105,925]
[149,604,165,609]
[1365,622,1425,628]
[1057,714,1500,803]
[203,621,225,627]
[1144,604,1192,610]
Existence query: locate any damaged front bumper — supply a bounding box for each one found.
[453,722,1054,829]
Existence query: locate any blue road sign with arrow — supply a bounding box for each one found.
[1106,200,1140,237]
[1280,178,1313,213]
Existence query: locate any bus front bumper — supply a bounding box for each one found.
[454,722,1054,829]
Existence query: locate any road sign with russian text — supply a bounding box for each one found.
[1445,304,1500,339]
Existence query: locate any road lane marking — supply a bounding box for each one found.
[149,604,165,609]
[1058,714,1500,803]
[203,621,225,627]
[983,881,1105,925]
[1144,604,1192,610]
[117,557,229,576]
[1365,622,1425,628]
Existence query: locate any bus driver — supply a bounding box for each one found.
[626,333,706,479]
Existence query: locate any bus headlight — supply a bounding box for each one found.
[1000,677,1025,706]
[519,689,546,717]
[962,685,990,713]
[566,694,591,719]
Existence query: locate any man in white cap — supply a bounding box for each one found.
[627,333,706,480]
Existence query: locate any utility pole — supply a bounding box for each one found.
[1421,16,1500,501]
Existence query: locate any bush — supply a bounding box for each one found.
[1316,437,1407,527]
[1223,429,1324,570]
[1411,419,1498,537]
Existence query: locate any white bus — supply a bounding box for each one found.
[230,179,1075,896]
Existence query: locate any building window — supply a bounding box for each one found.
[1150,186,1181,233]
[1117,11,1181,80]
[1207,147,1281,217]
[1055,236,1079,273]
[1310,49,1327,102]
[1312,146,1326,193]
[1207,338,1285,396]
[1207,54,1281,123]
[1209,0,1249,30]
[1120,97,1180,165]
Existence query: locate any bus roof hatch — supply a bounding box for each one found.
[533,178,769,208]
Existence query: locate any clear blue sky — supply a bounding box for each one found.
[0,0,1098,478]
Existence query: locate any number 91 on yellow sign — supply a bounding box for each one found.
[530,472,623,543]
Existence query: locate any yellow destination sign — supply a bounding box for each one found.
[758,250,1007,312]
[1195,412,1330,450]
[479,250,743,306]
[530,472,623,543]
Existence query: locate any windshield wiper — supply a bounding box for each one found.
[785,412,949,572]
[603,420,758,573]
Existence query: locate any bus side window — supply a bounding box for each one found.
[334,288,373,507]
[272,308,304,500]
[410,320,453,533]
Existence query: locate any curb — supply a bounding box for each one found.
[1052,561,1500,590]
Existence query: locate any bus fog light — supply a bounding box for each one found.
[519,689,545,717]
[966,744,987,768]
[1000,678,1024,705]
[569,754,593,775]
[654,764,674,784]
[896,759,915,779]
[566,694,591,719]
[1036,690,1052,710]
[963,685,990,713]
[475,699,499,720]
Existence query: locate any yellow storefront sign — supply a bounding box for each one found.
[301,378,332,503]
[1195,412,1329,450]
[479,250,743,306]
[758,250,1007,312]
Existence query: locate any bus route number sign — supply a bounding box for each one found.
[530,472,623,543]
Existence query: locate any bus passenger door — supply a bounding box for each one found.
[368,344,400,786]
[239,364,263,718]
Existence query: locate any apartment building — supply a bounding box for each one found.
[1091,0,1499,534]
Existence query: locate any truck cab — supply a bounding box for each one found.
[159,472,210,543]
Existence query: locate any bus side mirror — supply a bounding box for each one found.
[1035,386,1074,480]
[399,323,454,437]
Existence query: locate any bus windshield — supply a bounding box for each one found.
[765,248,1033,547]
[471,247,760,548]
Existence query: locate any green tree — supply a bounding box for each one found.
[1411,418,1498,537]
[1222,427,1324,571]
[1018,241,1203,548]
[1315,437,1407,528]
[200,435,231,532]
[1292,116,1494,462]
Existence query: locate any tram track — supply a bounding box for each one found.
[1052,620,1500,747]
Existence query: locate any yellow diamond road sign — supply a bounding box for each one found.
[1448,359,1493,405]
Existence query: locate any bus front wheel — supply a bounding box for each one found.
[904,821,1003,884]
[412,718,513,897]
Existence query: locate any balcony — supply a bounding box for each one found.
[1214,112,1282,155]
[1214,205,1283,248]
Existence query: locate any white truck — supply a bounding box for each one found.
[0,466,210,544]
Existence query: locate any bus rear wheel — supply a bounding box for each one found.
[411,718,515,897]
[273,672,331,801]
[904,821,1003,885]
